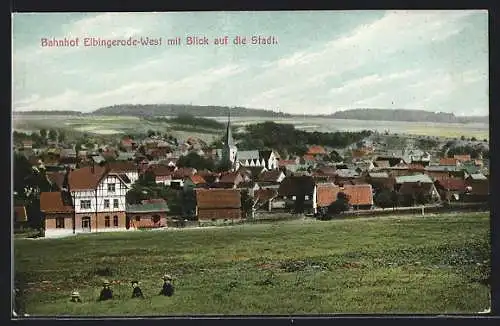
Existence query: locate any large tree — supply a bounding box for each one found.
[48,129,58,141]
[374,189,396,209]
[177,152,215,171]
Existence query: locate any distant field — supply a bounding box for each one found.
[13,115,489,140]
[14,212,490,315]
[12,115,222,143]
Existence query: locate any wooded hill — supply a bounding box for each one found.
[14,106,487,123]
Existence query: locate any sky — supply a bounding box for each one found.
[12,10,488,116]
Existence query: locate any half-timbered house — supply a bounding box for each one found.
[68,165,129,234]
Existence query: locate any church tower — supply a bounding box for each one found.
[222,108,238,170]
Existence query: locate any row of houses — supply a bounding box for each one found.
[32,159,488,237]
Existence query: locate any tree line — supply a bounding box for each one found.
[234,122,371,156]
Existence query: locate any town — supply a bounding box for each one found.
[13,111,490,238]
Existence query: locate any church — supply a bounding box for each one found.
[218,109,279,171]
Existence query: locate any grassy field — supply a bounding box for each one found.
[14,212,490,316]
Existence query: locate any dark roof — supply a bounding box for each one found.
[398,182,436,195]
[465,179,489,195]
[149,164,175,177]
[219,172,241,184]
[119,174,131,183]
[195,189,241,209]
[46,171,66,189]
[316,166,337,175]
[107,161,137,173]
[374,157,402,167]
[254,188,278,203]
[40,192,74,213]
[259,170,284,183]
[258,150,273,160]
[278,176,315,196]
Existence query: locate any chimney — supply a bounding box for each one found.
[91,160,95,173]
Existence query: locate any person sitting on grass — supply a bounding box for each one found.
[131,280,144,299]
[98,280,113,301]
[70,291,82,303]
[159,274,174,297]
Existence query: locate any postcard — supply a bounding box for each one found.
[12,11,490,317]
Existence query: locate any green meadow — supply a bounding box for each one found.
[14,212,490,316]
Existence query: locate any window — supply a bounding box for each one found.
[113,199,119,208]
[104,216,110,227]
[56,217,65,228]
[104,199,110,208]
[108,183,116,192]
[305,195,310,200]
[292,196,296,200]
[80,200,91,209]
[113,216,119,227]
[135,216,141,222]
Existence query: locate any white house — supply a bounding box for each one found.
[42,165,131,237]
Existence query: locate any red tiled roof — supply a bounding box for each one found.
[302,154,316,161]
[342,184,373,206]
[453,154,471,162]
[435,179,467,191]
[190,174,206,185]
[307,145,327,155]
[68,166,107,191]
[440,158,459,166]
[316,183,341,207]
[40,192,74,213]
[278,160,297,166]
[407,164,425,170]
[197,170,216,177]
[172,167,196,179]
[195,189,241,209]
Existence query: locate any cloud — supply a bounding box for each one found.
[239,10,484,113]
[13,11,488,116]
[329,69,421,95]
[14,64,247,111]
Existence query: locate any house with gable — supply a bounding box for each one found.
[342,184,374,210]
[277,175,317,214]
[68,165,130,234]
[195,188,242,222]
[107,161,140,186]
[395,174,441,206]
[40,191,74,236]
[126,199,169,229]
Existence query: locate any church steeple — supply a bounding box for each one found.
[222,107,237,170]
[225,108,234,147]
